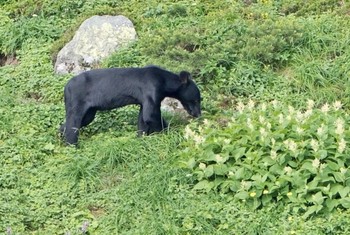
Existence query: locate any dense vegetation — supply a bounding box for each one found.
[1,0,350,234]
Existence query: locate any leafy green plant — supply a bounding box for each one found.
[182,99,350,217]
[0,15,64,55]
[275,0,342,16]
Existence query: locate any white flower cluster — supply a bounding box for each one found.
[333,101,342,110]
[321,103,330,113]
[270,150,277,160]
[223,99,348,160]
[310,139,319,152]
[236,101,245,114]
[247,118,254,130]
[335,118,345,136]
[307,99,315,110]
[247,99,255,111]
[284,166,293,175]
[284,139,298,153]
[312,158,326,171]
[199,162,206,170]
[184,125,205,146]
[312,158,320,168]
[271,100,279,109]
[317,124,326,137]
[338,138,346,154]
[215,154,225,163]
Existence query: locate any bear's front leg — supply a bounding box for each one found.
[141,101,164,135]
[137,106,168,136]
[64,125,80,145]
[64,113,83,145]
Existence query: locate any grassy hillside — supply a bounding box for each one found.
[1,0,350,234]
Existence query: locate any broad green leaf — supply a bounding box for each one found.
[240,136,249,145]
[261,194,272,205]
[266,173,276,182]
[187,158,196,169]
[311,192,324,205]
[333,172,345,183]
[195,171,204,180]
[291,174,305,186]
[269,185,280,193]
[339,187,350,198]
[235,168,245,180]
[232,147,246,161]
[318,150,328,159]
[330,184,344,196]
[213,178,226,190]
[325,198,339,211]
[339,198,350,209]
[204,165,214,178]
[202,152,217,162]
[292,206,301,214]
[307,178,319,190]
[269,164,283,175]
[320,176,335,184]
[251,174,263,182]
[327,161,340,171]
[301,161,317,174]
[219,180,231,192]
[288,161,298,168]
[303,205,323,219]
[263,157,275,166]
[280,185,290,195]
[287,192,299,203]
[229,181,241,192]
[278,154,286,165]
[321,184,331,194]
[280,175,293,183]
[253,198,262,210]
[234,191,249,200]
[213,164,228,176]
[193,180,213,191]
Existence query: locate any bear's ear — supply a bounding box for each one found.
[179,71,191,84]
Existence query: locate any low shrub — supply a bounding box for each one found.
[182,99,350,217]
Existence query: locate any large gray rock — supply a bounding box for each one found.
[54,15,137,75]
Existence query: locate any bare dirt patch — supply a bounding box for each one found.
[0,54,19,66]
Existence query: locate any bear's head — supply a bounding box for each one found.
[177,71,201,118]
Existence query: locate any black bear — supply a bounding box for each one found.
[60,66,201,145]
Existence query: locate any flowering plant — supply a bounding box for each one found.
[182,100,350,217]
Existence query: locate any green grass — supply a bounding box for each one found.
[1,0,350,234]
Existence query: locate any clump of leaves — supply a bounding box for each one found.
[182,99,350,217]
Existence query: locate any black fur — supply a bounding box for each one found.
[60,66,201,145]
